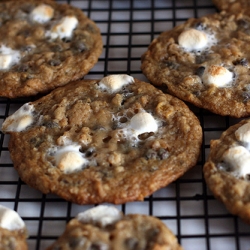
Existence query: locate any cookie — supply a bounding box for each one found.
[46,205,183,250]
[0,0,102,98]
[141,11,250,118]
[204,119,250,223]
[0,205,28,250]
[1,75,202,205]
[212,0,250,14]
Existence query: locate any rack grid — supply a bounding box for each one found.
[0,0,250,249]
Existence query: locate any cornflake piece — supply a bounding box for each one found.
[50,16,78,40]
[29,4,54,23]
[178,28,208,51]
[235,122,250,149]
[99,74,134,93]
[54,145,87,173]
[0,45,20,70]
[130,112,158,135]
[2,103,34,132]
[76,205,122,227]
[202,65,233,87]
[0,205,25,231]
[222,146,250,179]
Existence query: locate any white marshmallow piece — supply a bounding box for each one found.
[0,45,20,70]
[130,112,158,136]
[99,74,134,93]
[77,205,122,227]
[178,28,208,51]
[54,145,87,173]
[222,146,250,179]
[29,4,54,23]
[0,205,25,231]
[2,103,34,132]
[202,65,233,87]
[235,123,250,149]
[50,16,78,40]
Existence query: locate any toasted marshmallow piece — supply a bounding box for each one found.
[178,28,208,51]
[2,103,34,133]
[99,74,134,93]
[202,65,233,87]
[54,145,87,173]
[29,4,54,23]
[222,146,250,179]
[77,205,122,227]
[235,123,250,149]
[50,16,78,39]
[130,112,158,136]
[0,205,25,231]
[0,45,20,70]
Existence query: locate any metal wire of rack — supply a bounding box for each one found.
[0,0,250,249]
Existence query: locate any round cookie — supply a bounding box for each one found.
[204,119,250,223]
[212,0,250,14]
[2,75,202,205]
[0,0,102,98]
[0,205,28,250]
[141,11,250,118]
[47,205,183,250]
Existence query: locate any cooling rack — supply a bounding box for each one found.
[0,0,250,249]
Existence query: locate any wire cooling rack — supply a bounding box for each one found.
[0,0,250,249]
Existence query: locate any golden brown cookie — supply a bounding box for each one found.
[47,205,183,250]
[2,75,202,205]
[204,119,250,223]
[0,0,102,98]
[213,0,250,14]
[0,205,28,250]
[141,11,250,118]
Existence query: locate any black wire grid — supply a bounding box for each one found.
[0,0,249,249]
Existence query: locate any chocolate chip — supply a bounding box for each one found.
[85,147,95,157]
[195,66,205,77]
[164,60,179,70]
[147,227,160,240]
[72,40,87,52]
[145,149,158,160]
[49,59,62,67]
[17,64,29,72]
[86,23,98,33]
[194,21,206,30]
[124,237,139,250]
[233,58,248,66]
[145,148,169,160]
[158,148,169,160]
[241,91,250,102]
[237,19,250,29]
[69,237,86,248]
[89,242,108,250]
[20,45,34,53]
[18,29,31,38]
[51,44,63,52]
[138,132,154,140]
[42,121,59,128]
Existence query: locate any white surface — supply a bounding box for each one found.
[0,0,249,250]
